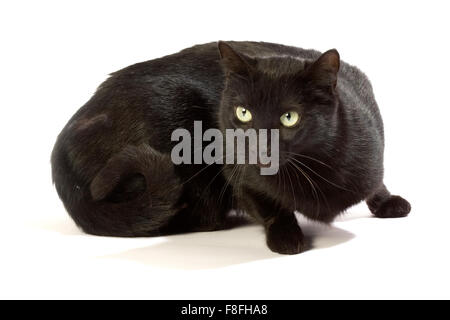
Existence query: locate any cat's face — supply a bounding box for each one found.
[217,41,340,174]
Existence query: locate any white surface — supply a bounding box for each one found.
[1,0,449,299]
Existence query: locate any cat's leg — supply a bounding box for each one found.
[159,164,236,235]
[366,183,411,218]
[84,144,184,236]
[242,191,310,254]
[265,210,310,255]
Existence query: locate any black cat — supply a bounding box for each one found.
[51,41,411,254]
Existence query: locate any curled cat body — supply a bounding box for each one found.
[51,41,411,254]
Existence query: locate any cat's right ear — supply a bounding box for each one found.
[218,41,255,78]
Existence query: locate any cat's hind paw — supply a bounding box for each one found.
[372,195,411,218]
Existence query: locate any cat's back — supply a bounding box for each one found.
[105,41,373,98]
[100,42,225,98]
[108,41,367,82]
[73,41,379,136]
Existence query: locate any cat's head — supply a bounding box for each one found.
[217,41,340,173]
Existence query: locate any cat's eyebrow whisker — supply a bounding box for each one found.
[189,105,209,110]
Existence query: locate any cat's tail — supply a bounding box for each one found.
[52,144,183,237]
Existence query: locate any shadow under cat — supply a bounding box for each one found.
[99,215,355,270]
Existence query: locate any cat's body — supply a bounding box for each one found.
[52,41,410,254]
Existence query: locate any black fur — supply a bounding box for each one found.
[51,41,411,254]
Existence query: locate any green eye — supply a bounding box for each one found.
[235,106,252,123]
[280,111,300,127]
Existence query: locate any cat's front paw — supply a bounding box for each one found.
[373,195,411,218]
[265,218,310,255]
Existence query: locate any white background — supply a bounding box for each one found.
[1,0,449,299]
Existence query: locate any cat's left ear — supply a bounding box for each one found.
[304,49,340,88]
[218,41,256,78]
